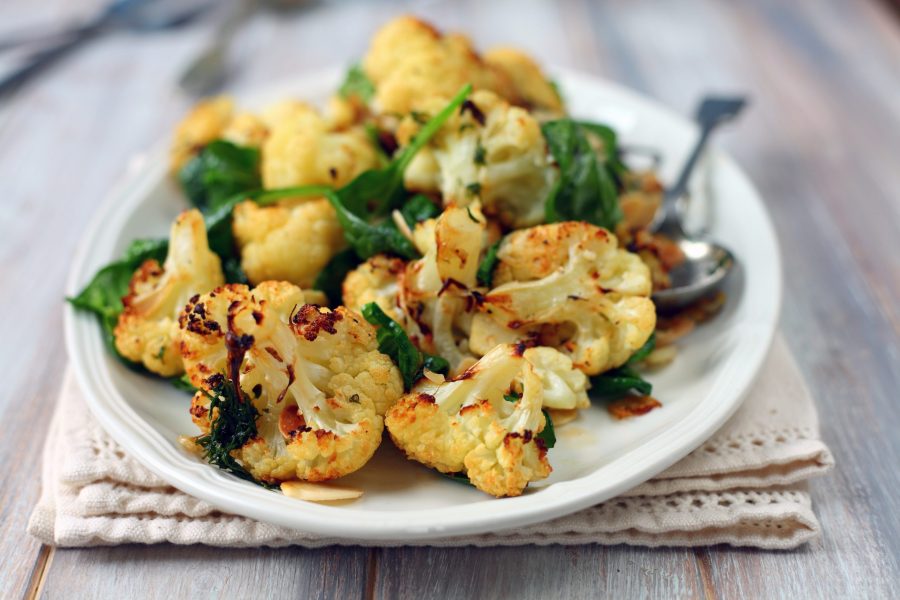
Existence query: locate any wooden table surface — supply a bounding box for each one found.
[2,0,898,597]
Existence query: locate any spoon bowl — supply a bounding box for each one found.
[651,239,734,313]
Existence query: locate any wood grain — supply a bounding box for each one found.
[0,0,897,598]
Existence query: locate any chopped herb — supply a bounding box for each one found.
[465,182,482,197]
[465,206,481,223]
[476,238,503,287]
[361,302,449,390]
[338,63,375,103]
[194,376,273,488]
[410,111,430,125]
[474,141,487,165]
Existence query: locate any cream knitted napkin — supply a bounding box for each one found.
[28,334,833,549]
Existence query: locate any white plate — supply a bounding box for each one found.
[64,68,781,541]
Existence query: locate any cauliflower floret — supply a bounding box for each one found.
[362,16,518,115]
[397,90,556,228]
[524,347,590,410]
[181,281,404,483]
[169,97,235,173]
[261,100,378,189]
[342,254,406,318]
[386,343,555,497]
[484,48,563,115]
[232,197,346,288]
[114,210,225,376]
[469,222,656,375]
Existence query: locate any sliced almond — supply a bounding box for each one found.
[422,369,446,384]
[280,481,364,503]
[643,345,678,368]
[546,408,579,426]
[177,435,202,456]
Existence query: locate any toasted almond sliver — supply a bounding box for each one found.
[280,481,364,502]
[644,345,678,368]
[547,408,579,426]
[422,369,446,384]
[177,435,202,456]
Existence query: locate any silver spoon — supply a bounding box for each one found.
[178,0,259,96]
[650,96,747,313]
[0,0,213,98]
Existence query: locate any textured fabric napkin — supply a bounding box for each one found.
[29,334,833,549]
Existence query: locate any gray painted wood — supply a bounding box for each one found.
[0,0,898,598]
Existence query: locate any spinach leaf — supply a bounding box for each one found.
[591,365,652,399]
[67,238,168,345]
[337,84,472,217]
[170,374,198,394]
[542,119,623,231]
[178,141,261,213]
[338,63,375,103]
[577,121,628,179]
[326,191,420,260]
[361,302,449,390]
[194,375,273,488]
[476,238,503,287]
[313,248,360,307]
[399,194,440,226]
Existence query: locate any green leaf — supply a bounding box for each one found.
[338,63,375,103]
[591,365,653,399]
[538,409,556,449]
[326,191,420,260]
[337,84,472,217]
[313,248,361,307]
[399,194,440,226]
[170,374,198,394]
[361,302,449,391]
[67,238,168,347]
[178,141,261,213]
[194,375,273,488]
[576,121,628,179]
[542,119,623,231]
[476,239,503,287]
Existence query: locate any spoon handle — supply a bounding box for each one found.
[655,96,748,234]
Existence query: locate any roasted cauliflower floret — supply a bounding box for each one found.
[169,97,235,173]
[484,47,563,115]
[397,90,556,228]
[386,344,555,496]
[342,254,406,318]
[524,346,590,410]
[261,100,378,189]
[362,16,517,115]
[232,197,346,288]
[113,209,224,376]
[469,222,656,375]
[181,281,404,483]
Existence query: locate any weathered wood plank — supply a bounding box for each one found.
[40,545,370,600]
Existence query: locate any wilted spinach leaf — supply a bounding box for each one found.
[542,119,623,231]
[179,141,261,213]
[361,302,449,390]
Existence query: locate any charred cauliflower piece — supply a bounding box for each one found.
[113,210,224,376]
[232,197,346,288]
[362,16,517,115]
[261,100,378,189]
[181,282,404,483]
[169,97,236,173]
[469,222,656,376]
[386,344,555,497]
[484,48,563,115]
[397,90,556,228]
[342,254,406,318]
